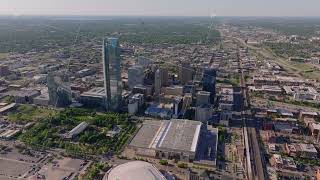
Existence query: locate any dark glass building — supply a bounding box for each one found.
[103,37,122,111]
[202,68,216,104]
[47,72,72,107]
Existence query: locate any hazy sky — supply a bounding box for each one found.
[1,0,320,17]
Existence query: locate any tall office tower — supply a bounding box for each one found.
[154,68,163,96]
[103,37,122,111]
[161,68,169,86]
[144,69,154,86]
[128,65,144,90]
[179,62,193,85]
[47,72,72,107]
[203,68,216,104]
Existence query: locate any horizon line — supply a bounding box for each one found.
[1,14,320,18]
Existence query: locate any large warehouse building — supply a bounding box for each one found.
[128,119,218,166]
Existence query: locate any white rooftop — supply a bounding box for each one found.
[105,161,166,180]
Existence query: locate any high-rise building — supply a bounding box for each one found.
[143,69,155,86]
[196,91,211,106]
[195,104,213,123]
[161,68,169,86]
[182,93,192,111]
[154,67,169,91]
[128,93,144,115]
[179,62,193,85]
[154,68,163,96]
[128,65,144,90]
[203,68,216,104]
[103,37,122,111]
[47,72,72,107]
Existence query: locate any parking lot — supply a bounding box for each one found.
[37,157,89,180]
[0,158,34,178]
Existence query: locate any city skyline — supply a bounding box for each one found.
[1,1,320,179]
[1,0,320,17]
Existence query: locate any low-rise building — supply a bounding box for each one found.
[308,122,320,142]
[163,85,183,96]
[66,122,88,139]
[76,68,96,78]
[248,85,282,95]
[268,144,277,154]
[283,86,319,101]
[128,119,218,166]
[0,103,17,115]
[285,143,297,157]
[33,93,50,106]
[0,129,21,139]
[144,104,173,119]
[270,154,283,169]
[282,157,297,171]
[79,87,105,108]
[299,111,318,120]
[7,89,41,104]
[296,143,318,159]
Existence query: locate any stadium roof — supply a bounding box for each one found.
[105,161,166,180]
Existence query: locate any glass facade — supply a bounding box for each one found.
[203,68,216,104]
[103,37,122,111]
[47,72,72,107]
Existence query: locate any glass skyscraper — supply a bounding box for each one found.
[103,37,122,111]
[47,72,72,107]
[202,68,216,104]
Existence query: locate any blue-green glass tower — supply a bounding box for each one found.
[103,37,122,111]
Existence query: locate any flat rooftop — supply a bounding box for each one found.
[299,143,317,153]
[81,87,105,98]
[130,119,202,153]
[156,119,202,153]
[129,120,162,148]
[220,94,233,102]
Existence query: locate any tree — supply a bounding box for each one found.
[177,162,188,168]
[159,159,168,166]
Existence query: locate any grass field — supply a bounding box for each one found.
[254,47,320,81]
[0,53,8,59]
[8,104,57,122]
[302,70,320,81]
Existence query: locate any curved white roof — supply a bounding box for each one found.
[105,161,166,180]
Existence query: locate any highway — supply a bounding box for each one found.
[238,51,266,180]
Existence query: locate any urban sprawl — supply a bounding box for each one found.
[0,17,319,180]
